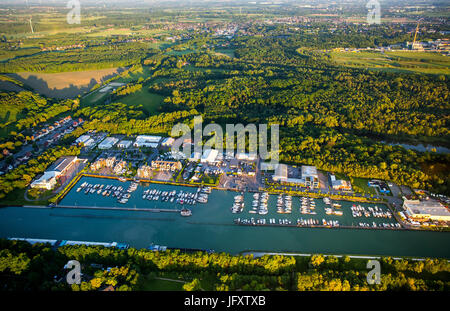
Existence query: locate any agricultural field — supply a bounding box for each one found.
[331,50,450,75]
[8,68,127,99]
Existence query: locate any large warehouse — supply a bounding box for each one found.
[133,135,162,148]
[403,199,450,222]
[31,156,78,190]
[98,137,119,149]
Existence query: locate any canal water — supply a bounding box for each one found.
[0,176,449,258]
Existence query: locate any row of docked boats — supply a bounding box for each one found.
[76,182,133,204]
[351,204,392,219]
[234,218,293,225]
[231,193,245,213]
[324,207,344,216]
[297,218,319,226]
[249,192,269,215]
[277,194,292,214]
[300,196,316,215]
[322,219,340,227]
[358,222,400,228]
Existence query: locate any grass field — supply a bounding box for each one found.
[351,177,377,195]
[331,50,450,75]
[9,68,127,99]
[118,89,165,115]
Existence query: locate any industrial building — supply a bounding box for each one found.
[133,135,162,148]
[201,149,219,164]
[117,140,132,148]
[31,156,78,190]
[236,152,257,161]
[403,199,450,222]
[75,135,91,145]
[98,137,119,149]
[272,164,320,189]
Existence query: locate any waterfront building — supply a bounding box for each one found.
[272,164,319,188]
[137,165,152,178]
[151,160,182,171]
[98,137,119,149]
[113,160,127,174]
[330,174,352,191]
[403,199,450,222]
[31,156,78,190]
[133,135,162,148]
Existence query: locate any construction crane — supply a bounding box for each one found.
[411,19,423,50]
[412,22,420,47]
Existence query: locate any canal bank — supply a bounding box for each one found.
[0,175,449,259]
[1,205,449,258]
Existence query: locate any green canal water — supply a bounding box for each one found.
[0,176,449,258]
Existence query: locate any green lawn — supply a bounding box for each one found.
[331,50,450,75]
[350,177,377,195]
[118,89,165,115]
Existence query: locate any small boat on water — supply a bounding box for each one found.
[180,208,192,217]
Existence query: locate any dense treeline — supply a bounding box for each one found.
[0,240,448,291]
[147,47,449,194]
[0,43,154,73]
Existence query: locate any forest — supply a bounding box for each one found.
[0,239,448,291]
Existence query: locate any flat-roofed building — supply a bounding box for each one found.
[301,165,319,188]
[272,164,288,182]
[75,135,90,145]
[403,199,450,222]
[161,137,175,148]
[134,135,162,148]
[117,140,132,148]
[272,164,319,188]
[98,137,119,149]
[236,152,257,161]
[260,162,278,171]
[84,138,96,147]
[330,174,352,191]
[201,149,219,164]
[30,171,58,190]
[31,156,78,190]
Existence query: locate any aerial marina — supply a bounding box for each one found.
[62,176,402,230]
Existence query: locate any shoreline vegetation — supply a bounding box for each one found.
[0,238,448,291]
